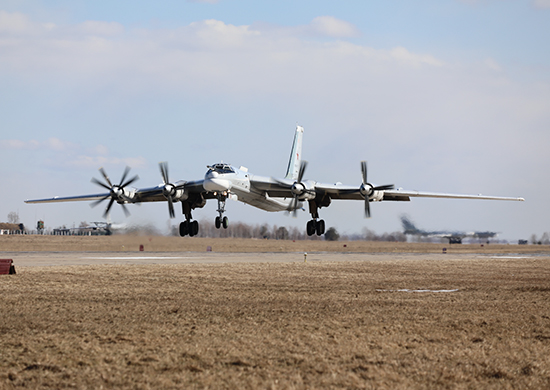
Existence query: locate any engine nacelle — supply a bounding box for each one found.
[173,188,188,202]
[117,187,137,203]
[360,183,385,202]
[297,180,316,201]
[370,190,384,202]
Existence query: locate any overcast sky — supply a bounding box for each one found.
[1,0,548,241]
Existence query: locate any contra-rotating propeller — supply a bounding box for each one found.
[276,161,314,216]
[159,162,178,219]
[360,161,394,218]
[90,167,139,218]
[290,161,309,216]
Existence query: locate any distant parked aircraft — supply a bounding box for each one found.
[400,215,498,244]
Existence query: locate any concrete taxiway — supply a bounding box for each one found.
[1,251,541,267]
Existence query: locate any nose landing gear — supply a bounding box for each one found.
[214,193,229,229]
[215,215,228,229]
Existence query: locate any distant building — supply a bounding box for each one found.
[0,223,24,234]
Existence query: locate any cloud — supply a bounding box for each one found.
[533,0,550,9]
[0,10,51,35]
[70,155,147,169]
[1,11,548,185]
[44,138,77,152]
[460,0,550,9]
[92,144,109,156]
[390,46,444,67]
[0,137,145,169]
[309,16,360,38]
[482,57,502,71]
[78,21,124,36]
[0,138,75,151]
[0,11,443,99]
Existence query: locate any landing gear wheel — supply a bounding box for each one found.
[316,219,325,236]
[222,216,229,229]
[215,216,221,229]
[183,221,188,236]
[190,220,199,236]
[306,220,316,236]
[180,220,199,237]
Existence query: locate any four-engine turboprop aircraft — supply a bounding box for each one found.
[25,126,524,237]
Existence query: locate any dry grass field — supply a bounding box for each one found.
[1,234,549,254]
[1,236,550,389]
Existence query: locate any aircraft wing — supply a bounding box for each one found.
[310,184,524,202]
[25,180,209,204]
[252,177,524,203]
[25,193,112,203]
[380,189,525,202]
[249,176,298,197]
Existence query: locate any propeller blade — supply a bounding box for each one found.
[99,168,113,187]
[168,197,175,219]
[118,166,130,187]
[158,162,177,219]
[90,194,110,208]
[297,160,308,183]
[364,197,371,218]
[103,198,116,218]
[91,177,111,191]
[121,203,131,218]
[290,196,298,217]
[160,162,169,185]
[374,184,394,191]
[361,161,367,185]
[121,174,139,188]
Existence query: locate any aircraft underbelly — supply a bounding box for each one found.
[232,189,291,212]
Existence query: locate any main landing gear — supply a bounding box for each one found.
[306,200,325,236]
[179,201,199,237]
[214,194,229,230]
[178,194,230,237]
[179,220,199,237]
[306,219,325,236]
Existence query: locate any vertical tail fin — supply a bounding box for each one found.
[400,215,418,233]
[285,125,304,180]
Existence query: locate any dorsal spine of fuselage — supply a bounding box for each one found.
[285,125,304,180]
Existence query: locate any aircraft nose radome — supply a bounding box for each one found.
[203,178,231,192]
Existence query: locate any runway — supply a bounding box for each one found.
[2,250,538,267]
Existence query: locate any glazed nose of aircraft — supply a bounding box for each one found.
[204,171,231,192]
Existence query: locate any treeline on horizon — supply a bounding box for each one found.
[163,220,407,242]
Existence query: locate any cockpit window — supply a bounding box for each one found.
[207,163,234,174]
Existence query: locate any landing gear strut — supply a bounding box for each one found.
[306,200,325,236]
[214,194,229,229]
